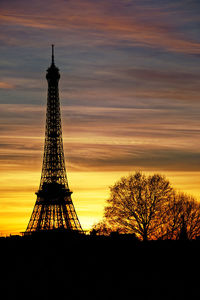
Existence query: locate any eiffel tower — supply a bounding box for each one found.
[26,45,83,233]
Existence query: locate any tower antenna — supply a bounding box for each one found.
[51,44,55,65]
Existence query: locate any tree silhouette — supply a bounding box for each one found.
[92,172,200,240]
[175,193,200,240]
[103,172,174,241]
[90,221,112,236]
[160,192,200,240]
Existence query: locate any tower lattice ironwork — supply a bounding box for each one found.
[26,45,83,233]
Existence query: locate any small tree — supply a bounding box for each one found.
[160,192,200,240]
[90,220,112,236]
[104,172,174,241]
[176,193,200,240]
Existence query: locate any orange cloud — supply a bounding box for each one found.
[0,103,199,174]
[0,81,14,89]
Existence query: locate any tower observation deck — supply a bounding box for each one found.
[26,45,83,233]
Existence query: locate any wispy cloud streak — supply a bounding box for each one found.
[0,0,200,54]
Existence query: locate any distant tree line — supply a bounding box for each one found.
[91,172,200,241]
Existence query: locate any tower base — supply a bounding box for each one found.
[26,193,83,233]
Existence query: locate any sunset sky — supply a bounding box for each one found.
[0,0,200,234]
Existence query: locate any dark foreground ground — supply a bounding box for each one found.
[1,232,200,300]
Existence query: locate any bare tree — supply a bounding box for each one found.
[175,193,200,240]
[158,192,200,240]
[103,172,174,241]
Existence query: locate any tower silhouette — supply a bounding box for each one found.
[26,46,83,233]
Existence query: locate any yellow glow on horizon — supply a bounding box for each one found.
[0,169,199,235]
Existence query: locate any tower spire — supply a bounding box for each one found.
[51,44,55,65]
